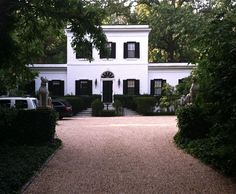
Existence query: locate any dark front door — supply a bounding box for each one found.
[103,81,113,103]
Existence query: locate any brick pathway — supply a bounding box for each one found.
[23,116,236,194]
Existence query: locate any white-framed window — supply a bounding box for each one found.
[100,42,116,59]
[124,42,140,58]
[127,43,135,58]
[154,80,162,96]
[151,79,166,96]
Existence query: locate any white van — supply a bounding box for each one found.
[0,97,38,110]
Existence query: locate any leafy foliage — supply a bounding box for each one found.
[91,99,104,116]
[0,0,108,94]
[175,0,236,176]
[135,96,156,115]
[135,0,201,62]
[0,108,57,145]
[176,104,210,139]
[0,139,61,194]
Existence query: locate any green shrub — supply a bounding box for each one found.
[0,139,61,194]
[112,100,123,116]
[174,135,236,176]
[62,96,85,115]
[80,95,101,108]
[100,110,116,117]
[114,95,137,110]
[16,108,57,145]
[0,108,57,145]
[135,96,156,115]
[0,108,19,144]
[91,99,104,116]
[176,104,210,139]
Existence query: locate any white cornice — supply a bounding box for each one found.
[66,25,151,34]
[28,64,67,71]
[148,63,196,70]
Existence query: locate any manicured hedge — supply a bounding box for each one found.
[0,108,57,145]
[62,95,102,115]
[114,95,137,110]
[91,99,104,116]
[100,110,116,117]
[176,104,210,139]
[80,95,101,108]
[62,96,85,115]
[113,100,123,116]
[0,139,61,194]
[135,96,156,115]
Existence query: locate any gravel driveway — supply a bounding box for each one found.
[23,116,236,194]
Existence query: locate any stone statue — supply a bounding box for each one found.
[184,77,199,105]
[38,77,49,108]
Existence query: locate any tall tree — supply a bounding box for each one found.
[87,0,136,24]
[135,0,202,62]
[0,0,108,94]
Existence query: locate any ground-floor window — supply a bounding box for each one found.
[123,79,140,95]
[75,80,92,95]
[150,79,166,96]
[48,80,64,96]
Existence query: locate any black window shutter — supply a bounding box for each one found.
[123,80,127,95]
[124,43,128,58]
[48,81,53,96]
[135,42,140,58]
[88,80,92,95]
[150,80,154,95]
[111,42,116,58]
[75,80,80,95]
[60,81,64,96]
[135,80,140,95]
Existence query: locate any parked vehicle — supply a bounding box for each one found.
[0,97,38,110]
[52,99,73,119]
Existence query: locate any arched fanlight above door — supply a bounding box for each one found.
[101,71,114,78]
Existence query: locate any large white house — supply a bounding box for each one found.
[30,25,194,103]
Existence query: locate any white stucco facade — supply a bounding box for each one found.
[31,25,195,101]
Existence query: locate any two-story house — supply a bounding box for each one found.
[31,25,194,103]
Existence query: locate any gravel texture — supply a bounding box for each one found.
[23,116,236,194]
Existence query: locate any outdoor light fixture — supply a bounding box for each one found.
[118,78,121,87]
[95,79,97,87]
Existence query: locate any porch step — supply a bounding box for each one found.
[103,103,115,110]
[76,108,92,117]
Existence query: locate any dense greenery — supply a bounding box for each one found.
[91,99,104,116]
[0,108,57,145]
[135,96,156,115]
[61,96,85,115]
[175,0,236,176]
[134,0,201,62]
[0,0,108,94]
[114,95,138,110]
[112,99,123,116]
[0,139,61,194]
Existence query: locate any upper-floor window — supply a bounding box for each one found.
[124,42,140,59]
[100,42,116,59]
[76,43,92,59]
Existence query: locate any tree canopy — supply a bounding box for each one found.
[0,0,108,94]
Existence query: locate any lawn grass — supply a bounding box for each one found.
[0,139,61,194]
